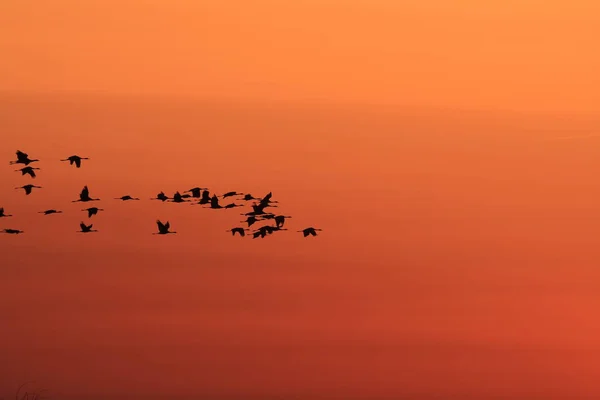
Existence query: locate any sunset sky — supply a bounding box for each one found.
[2,1,600,399]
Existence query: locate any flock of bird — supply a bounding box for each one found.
[2,150,323,238]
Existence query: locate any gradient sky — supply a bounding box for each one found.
[2,1,600,399]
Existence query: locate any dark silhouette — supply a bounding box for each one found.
[275,215,292,228]
[15,166,40,178]
[3,228,24,234]
[73,186,100,202]
[298,227,322,237]
[224,203,243,209]
[115,195,140,201]
[222,191,243,198]
[241,194,258,201]
[0,207,12,218]
[154,220,176,235]
[15,184,42,195]
[78,222,97,233]
[226,227,250,237]
[60,155,89,168]
[82,207,104,218]
[151,191,169,201]
[39,209,62,215]
[170,191,189,203]
[206,194,223,209]
[241,216,260,227]
[9,150,39,166]
[198,189,211,204]
[185,187,207,198]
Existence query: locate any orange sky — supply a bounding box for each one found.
[1,0,600,113]
[2,1,600,399]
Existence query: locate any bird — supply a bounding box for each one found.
[259,192,279,207]
[222,191,243,198]
[274,215,292,228]
[185,187,207,198]
[15,166,40,178]
[39,209,62,215]
[9,150,39,166]
[2,228,24,234]
[151,191,169,202]
[82,207,104,218]
[60,155,89,168]
[15,184,42,195]
[72,186,100,202]
[197,190,211,204]
[115,195,140,201]
[241,194,258,201]
[224,203,243,209]
[170,191,189,203]
[298,227,322,237]
[205,194,223,209]
[226,227,250,237]
[0,207,12,218]
[252,230,266,239]
[78,222,97,233]
[240,216,260,227]
[154,220,176,235]
[256,225,286,236]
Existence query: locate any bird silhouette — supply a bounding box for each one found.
[60,155,89,168]
[170,191,189,203]
[255,225,286,236]
[259,192,279,207]
[78,222,97,233]
[9,150,39,166]
[115,195,140,201]
[151,191,169,201]
[240,216,260,227]
[39,209,63,215]
[0,207,12,218]
[196,190,211,204]
[15,166,40,178]
[274,215,292,228]
[15,184,42,195]
[2,228,24,234]
[224,203,243,209]
[205,194,223,209]
[226,227,250,237]
[185,187,207,198]
[241,194,258,201]
[82,207,104,218]
[298,227,322,237]
[154,220,176,235]
[222,191,244,198]
[72,185,100,202]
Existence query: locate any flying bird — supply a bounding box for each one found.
[15,184,42,195]
[39,209,63,215]
[2,228,24,234]
[82,207,104,218]
[170,191,189,203]
[15,166,40,178]
[298,227,322,237]
[60,155,89,168]
[9,150,39,166]
[274,215,292,228]
[226,227,250,237]
[0,207,12,218]
[78,222,97,233]
[222,191,244,198]
[185,187,207,198]
[154,220,176,235]
[240,216,260,227]
[72,186,100,202]
[151,191,169,201]
[205,194,223,209]
[224,203,243,209]
[241,194,258,201]
[115,195,140,201]
[197,190,211,204]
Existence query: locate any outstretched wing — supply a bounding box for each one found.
[81,186,89,198]
[16,150,28,160]
[156,220,166,231]
[80,222,86,231]
[75,158,81,168]
[165,221,170,231]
